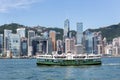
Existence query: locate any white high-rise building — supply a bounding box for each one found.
[112,37,120,56]
[104,44,113,55]
[76,22,83,44]
[17,28,25,38]
[28,30,35,56]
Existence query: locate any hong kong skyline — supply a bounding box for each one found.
[0,0,120,30]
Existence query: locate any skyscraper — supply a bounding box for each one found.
[65,38,75,54]
[32,36,52,55]
[76,22,83,44]
[17,28,26,38]
[8,33,20,57]
[0,34,3,54]
[56,40,63,54]
[93,33,98,54]
[43,31,48,39]
[4,29,12,54]
[85,30,94,54]
[49,30,56,51]
[28,30,35,56]
[74,44,84,54]
[63,19,70,39]
[21,37,28,56]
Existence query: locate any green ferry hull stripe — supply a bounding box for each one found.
[36,59,102,66]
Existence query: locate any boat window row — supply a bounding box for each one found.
[88,56,101,58]
[73,56,86,58]
[54,56,66,58]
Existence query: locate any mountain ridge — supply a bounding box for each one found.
[88,23,120,41]
[0,23,120,41]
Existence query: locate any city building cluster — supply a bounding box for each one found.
[105,37,120,56]
[0,19,119,58]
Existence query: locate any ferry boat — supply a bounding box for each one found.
[36,53,102,66]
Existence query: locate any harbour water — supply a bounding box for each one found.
[0,57,120,80]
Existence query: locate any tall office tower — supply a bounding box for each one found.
[85,30,94,54]
[63,19,70,39]
[112,37,120,56]
[65,38,75,54]
[104,44,113,55]
[32,36,52,55]
[93,32,99,54]
[82,33,86,48]
[8,33,20,57]
[4,29,12,54]
[97,44,104,54]
[17,28,26,38]
[21,37,28,56]
[47,38,53,54]
[49,31,56,51]
[103,37,107,46]
[32,36,45,55]
[112,38,119,47]
[96,32,104,54]
[76,22,83,44]
[28,30,35,56]
[69,31,72,38]
[118,37,120,46]
[56,40,63,54]
[97,32,103,45]
[74,44,84,54]
[0,34,3,54]
[43,31,48,39]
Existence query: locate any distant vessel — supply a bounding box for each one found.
[36,53,102,66]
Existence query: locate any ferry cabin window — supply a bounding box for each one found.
[39,59,45,62]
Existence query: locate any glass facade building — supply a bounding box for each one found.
[76,22,83,44]
[0,34,3,54]
[32,36,52,55]
[28,30,35,46]
[64,19,70,39]
[85,30,94,54]
[21,38,27,56]
[8,34,20,57]
[28,30,35,56]
[4,29,12,52]
[56,40,63,54]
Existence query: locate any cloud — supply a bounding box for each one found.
[0,0,41,13]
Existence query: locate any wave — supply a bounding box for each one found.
[102,63,120,66]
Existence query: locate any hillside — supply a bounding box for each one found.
[88,23,120,42]
[0,23,34,37]
[1,23,120,42]
[0,23,26,33]
[0,23,77,40]
[0,23,64,40]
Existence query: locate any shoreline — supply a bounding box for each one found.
[0,55,120,59]
[102,55,120,58]
[0,57,36,59]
